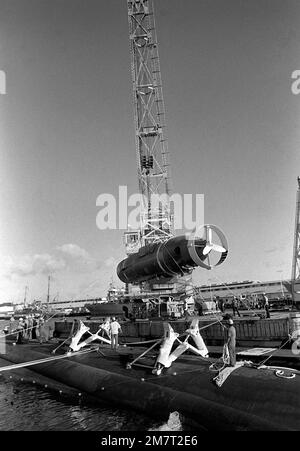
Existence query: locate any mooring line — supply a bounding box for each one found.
[0,311,60,340]
[0,348,97,373]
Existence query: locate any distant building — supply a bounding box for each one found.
[0,302,15,317]
[195,279,291,305]
[45,298,104,312]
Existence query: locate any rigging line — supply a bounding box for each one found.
[198,320,224,331]
[195,290,226,330]
[0,343,214,387]
[122,338,163,346]
[2,275,103,341]
[257,336,293,367]
[212,273,256,313]
[0,311,60,341]
[258,365,300,376]
[163,246,185,276]
[0,348,97,373]
[94,361,215,392]
[65,278,101,305]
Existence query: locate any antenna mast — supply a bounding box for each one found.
[47,275,50,305]
[23,286,28,308]
[127,0,173,250]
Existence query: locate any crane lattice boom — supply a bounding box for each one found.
[127,0,173,248]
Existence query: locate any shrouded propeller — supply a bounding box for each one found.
[117,225,229,284]
[188,224,228,270]
[202,226,226,255]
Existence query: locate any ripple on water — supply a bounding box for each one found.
[0,378,161,431]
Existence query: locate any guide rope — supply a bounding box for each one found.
[212,273,258,313]
[0,347,97,373]
[0,311,60,340]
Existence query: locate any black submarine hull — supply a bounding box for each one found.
[1,342,299,431]
[117,235,224,284]
[117,235,204,284]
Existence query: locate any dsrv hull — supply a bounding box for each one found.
[117,234,227,284]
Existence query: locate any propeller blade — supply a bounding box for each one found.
[203,244,213,256]
[207,227,212,244]
[203,243,226,256]
[211,243,227,253]
[207,252,211,267]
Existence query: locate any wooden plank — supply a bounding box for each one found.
[256,321,262,339]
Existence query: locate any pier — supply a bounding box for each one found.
[55,313,292,348]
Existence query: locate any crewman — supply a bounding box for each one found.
[38,316,48,344]
[232,297,241,317]
[16,318,25,344]
[224,314,236,367]
[9,316,15,333]
[100,317,111,339]
[32,316,38,340]
[217,296,225,313]
[27,315,33,340]
[262,293,270,319]
[110,317,122,350]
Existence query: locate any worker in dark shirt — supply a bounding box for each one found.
[218,296,225,313]
[224,314,236,367]
[232,296,241,317]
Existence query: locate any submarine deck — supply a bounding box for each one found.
[0,340,300,431]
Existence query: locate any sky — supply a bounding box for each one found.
[0,0,300,303]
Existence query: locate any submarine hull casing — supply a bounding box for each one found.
[117,235,207,284]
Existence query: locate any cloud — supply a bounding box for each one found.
[56,243,96,272]
[263,260,285,270]
[1,243,99,278]
[1,254,66,277]
[265,241,290,255]
[265,247,278,254]
[0,244,123,302]
[56,244,90,260]
[104,256,117,268]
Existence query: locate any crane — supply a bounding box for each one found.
[125,0,173,254]
[291,177,300,309]
[118,0,228,304]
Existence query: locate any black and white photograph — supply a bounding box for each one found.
[0,0,300,436]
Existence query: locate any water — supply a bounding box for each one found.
[0,320,176,431]
[0,377,160,431]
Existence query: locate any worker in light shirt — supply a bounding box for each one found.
[110,317,122,350]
